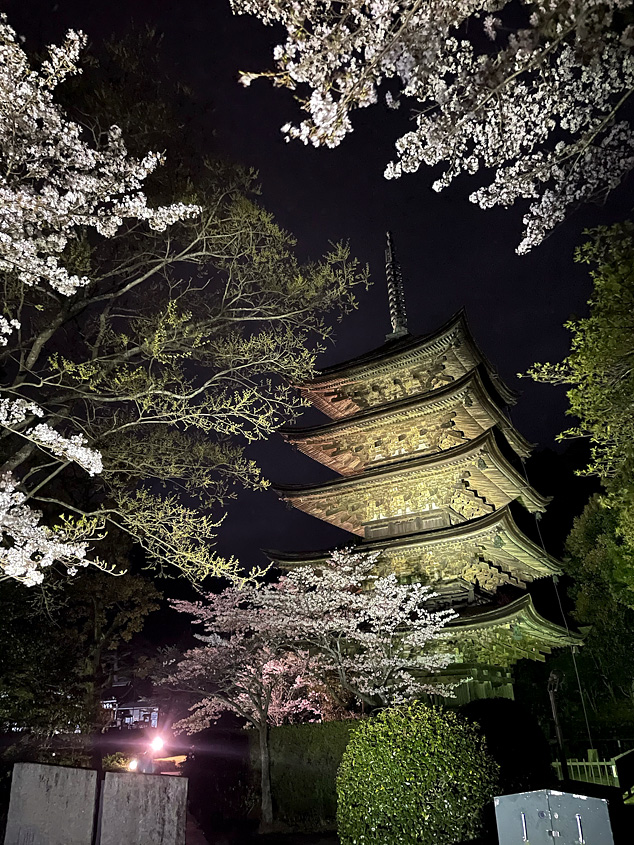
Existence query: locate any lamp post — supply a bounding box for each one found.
[548,671,569,782]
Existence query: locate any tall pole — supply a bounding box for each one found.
[385,231,408,339]
[548,671,569,782]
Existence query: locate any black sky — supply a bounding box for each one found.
[8,0,632,571]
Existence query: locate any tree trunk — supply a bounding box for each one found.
[258,723,273,830]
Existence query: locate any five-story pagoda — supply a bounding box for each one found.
[269,234,580,704]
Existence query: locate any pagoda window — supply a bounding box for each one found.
[363,509,452,539]
[392,518,417,536]
[416,512,450,531]
[365,523,390,539]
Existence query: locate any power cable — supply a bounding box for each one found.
[518,451,594,750]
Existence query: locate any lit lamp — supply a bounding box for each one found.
[128,737,164,774]
[150,736,164,753]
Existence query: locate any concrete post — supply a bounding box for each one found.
[98,772,188,845]
[3,763,98,845]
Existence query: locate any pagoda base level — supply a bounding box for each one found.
[422,663,514,707]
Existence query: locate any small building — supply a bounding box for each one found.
[270,233,581,704]
[102,681,159,730]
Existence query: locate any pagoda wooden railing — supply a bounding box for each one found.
[552,756,619,787]
[552,747,634,792]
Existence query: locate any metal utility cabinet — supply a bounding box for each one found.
[494,789,614,844]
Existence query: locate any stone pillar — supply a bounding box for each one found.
[4,763,98,845]
[98,772,188,845]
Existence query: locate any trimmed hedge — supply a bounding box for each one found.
[250,720,357,831]
[336,703,499,845]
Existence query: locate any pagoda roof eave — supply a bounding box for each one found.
[273,428,550,512]
[444,593,582,644]
[282,366,533,458]
[305,309,518,406]
[440,593,583,666]
[265,504,561,575]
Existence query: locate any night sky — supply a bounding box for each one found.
[8,0,633,573]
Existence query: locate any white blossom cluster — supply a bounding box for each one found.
[0,471,89,586]
[0,397,37,428]
[0,394,101,580]
[0,316,19,346]
[174,548,456,708]
[255,548,457,704]
[0,17,200,296]
[0,396,102,475]
[168,637,324,734]
[0,18,206,586]
[232,0,634,252]
[27,423,103,476]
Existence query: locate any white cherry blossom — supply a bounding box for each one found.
[168,548,455,824]
[0,18,199,584]
[0,18,200,295]
[0,471,91,586]
[173,548,456,709]
[232,0,634,252]
[252,548,457,706]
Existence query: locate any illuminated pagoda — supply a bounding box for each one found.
[270,233,580,703]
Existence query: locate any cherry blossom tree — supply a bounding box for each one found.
[0,25,365,586]
[167,549,455,824]
[164,588,324,828]
[231,0,634,253]
[0,19,198,585]
[0,21,197,297]
[253,549,457,708]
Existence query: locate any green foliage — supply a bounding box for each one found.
[249,720,357,831]
[527,221,634,481]
[336,703,498,845]
[102,752,134,772]
[567,494,634,611]
[0,579,87,736]
[0,556,160,739]
[564,496,634,703]
[527,221,634,598]
[514,494,634,736]
[1,29,367,585]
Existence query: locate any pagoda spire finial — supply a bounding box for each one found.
[385,231,408,340]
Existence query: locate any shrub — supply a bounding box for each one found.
[102,752,135,772]
[336,703,499,845]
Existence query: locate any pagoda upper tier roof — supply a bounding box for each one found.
[274,428,550,536]
[442,594,582,666]
[282,366,533,474]
[301,309,518,419]
[267,504,560,593]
